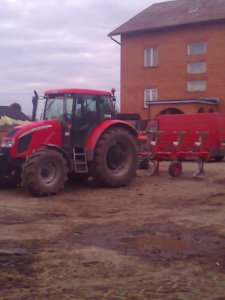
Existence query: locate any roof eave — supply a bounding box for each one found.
[108,18,225,37]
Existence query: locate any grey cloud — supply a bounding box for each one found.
[0,0,164,115]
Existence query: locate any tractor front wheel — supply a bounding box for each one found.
[91,127,138,187]
[22,149,68,196]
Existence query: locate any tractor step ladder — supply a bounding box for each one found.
[73,148,88,173]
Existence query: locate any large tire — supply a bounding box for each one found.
[91,127,138,187]
[22,149,68,196]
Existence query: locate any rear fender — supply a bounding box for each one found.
[85,120,137,161]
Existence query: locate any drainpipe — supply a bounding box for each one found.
[110,37,121,46]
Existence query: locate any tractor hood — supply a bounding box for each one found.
[10,119,61,139]
[1,119,62,158]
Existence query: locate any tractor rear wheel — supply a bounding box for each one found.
[91,127,138,187]
[22,149,68,196]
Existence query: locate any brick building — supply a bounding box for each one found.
[108,0,225,118]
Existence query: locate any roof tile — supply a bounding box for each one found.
[108,0,225,36]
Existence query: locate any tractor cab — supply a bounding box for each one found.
[71,93,115,146]
[39,89,116,149]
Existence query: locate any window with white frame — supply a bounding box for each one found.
[187,80,206,92]
[187,42,206,55]
[144,89,158,108]
[187,61,206,74]
[144,48,158,67]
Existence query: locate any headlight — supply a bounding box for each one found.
[1,138,15,148]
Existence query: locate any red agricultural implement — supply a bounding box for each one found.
[138,128,210,177]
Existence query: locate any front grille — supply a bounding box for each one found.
[0,148,10,156]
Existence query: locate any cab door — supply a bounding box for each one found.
[44,95,74,151]
[72,94,100,147]
[61,96,74,151]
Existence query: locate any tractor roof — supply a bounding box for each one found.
[45,88,111,96]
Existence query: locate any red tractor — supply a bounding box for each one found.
[0,88,138,196]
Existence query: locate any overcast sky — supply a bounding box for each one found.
[0,0,166,116]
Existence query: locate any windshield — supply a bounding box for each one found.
[44,96,73,121]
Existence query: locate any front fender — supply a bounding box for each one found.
[42,144,73,171]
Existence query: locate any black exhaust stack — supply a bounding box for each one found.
[32,90,39,121]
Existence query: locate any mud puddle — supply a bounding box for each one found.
[70,222,225,261]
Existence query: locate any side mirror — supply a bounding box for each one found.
[111,88,116,103]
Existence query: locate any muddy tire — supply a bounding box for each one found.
[168,160,182,177]
[22,149,68,196]
[91,127,138,187]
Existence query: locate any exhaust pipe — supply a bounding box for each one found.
[32,90,39,121]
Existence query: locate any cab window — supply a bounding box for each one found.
[75,94,97,119]
[45,96,73,120]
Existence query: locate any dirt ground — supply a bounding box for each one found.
[0,160,224,300]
